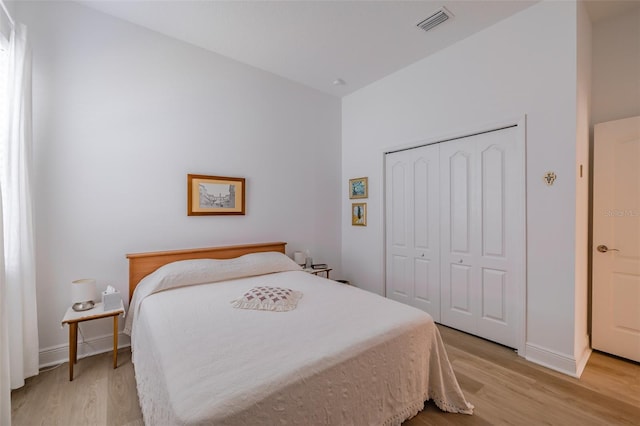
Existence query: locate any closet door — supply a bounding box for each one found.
[440,127,521,348]
[385,144,440,320]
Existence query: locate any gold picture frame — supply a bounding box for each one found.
[352,202,367,226]
[187,174,245,216]
[349,177,368,199]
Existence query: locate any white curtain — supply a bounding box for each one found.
[1,199,9,426]
[0,22,38,426]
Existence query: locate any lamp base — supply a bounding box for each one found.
[72,301,95,312]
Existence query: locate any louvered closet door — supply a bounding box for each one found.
[385,144,441,320]
[440,127,521,348]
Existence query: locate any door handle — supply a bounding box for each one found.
[597,245,619,253]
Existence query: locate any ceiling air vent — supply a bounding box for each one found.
[416,7,453,33]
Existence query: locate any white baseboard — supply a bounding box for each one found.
[39,332,131,369]
[525,342,584,378]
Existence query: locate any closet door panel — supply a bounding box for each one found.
[390,162,407,248]
[413,258,431,302]
[449,152,471,254]
[441,141,478,333]
[475,130,520,347]
[440,128,521,347]
[450,264,472,312]
[386,158,412,305]
[481,267,507,324]
[482,146,506,258]
[386,145,440,319]
[413,158,430,249]
[411,149,440,317]
[390,255,410,299]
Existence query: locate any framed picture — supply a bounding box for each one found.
[187,174,245,216]
[352,202,367,226]
[349,177,368,199]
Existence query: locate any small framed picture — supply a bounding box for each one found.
[352,203,367,226]
[187,174,245,216]
[349,177,368,199]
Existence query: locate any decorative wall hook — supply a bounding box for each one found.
[543,171,556,186]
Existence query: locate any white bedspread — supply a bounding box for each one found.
[131,271,472,425]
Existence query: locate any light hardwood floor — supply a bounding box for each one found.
[12,325,640,425]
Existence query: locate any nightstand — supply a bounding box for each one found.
[61,301,125,381]
[303,267,332,279]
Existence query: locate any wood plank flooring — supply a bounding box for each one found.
[408,326,640,425]
[11,349,142,426]
[12,325,640,425]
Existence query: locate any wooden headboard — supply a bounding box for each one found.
[125,242,287,300]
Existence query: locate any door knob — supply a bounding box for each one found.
[597,245,619,253]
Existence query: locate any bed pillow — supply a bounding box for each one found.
[125,251,302,335]
[146,252,300,292]
[231,286,303,312]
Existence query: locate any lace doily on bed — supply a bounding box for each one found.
[231,286,303,312]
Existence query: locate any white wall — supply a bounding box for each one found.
[342,1,585,374]
[15,1,342,366]
[574,0,592,376]
[591,5,640,125]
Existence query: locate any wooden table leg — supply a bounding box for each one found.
[73,324,78,364]
[113,315,118,369]
[69,322,77,381]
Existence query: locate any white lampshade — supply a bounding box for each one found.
[293,251,305,265]
[71,279,97,311]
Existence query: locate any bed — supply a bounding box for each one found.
[124,242,472,425]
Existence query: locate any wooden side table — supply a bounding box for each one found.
[304,267,332,279]
[61,301,125,381]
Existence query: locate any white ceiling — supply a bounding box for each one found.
[78,1,637,98]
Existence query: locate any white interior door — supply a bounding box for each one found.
[440,127,522,348]
[592,116,640,362]
[385,144,441,320]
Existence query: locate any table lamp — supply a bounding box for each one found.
[71,278,97,311]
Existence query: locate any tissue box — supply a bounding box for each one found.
[102,289,122,311]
